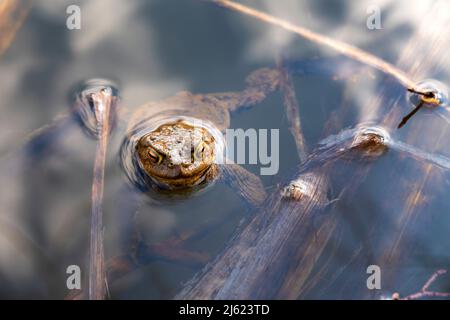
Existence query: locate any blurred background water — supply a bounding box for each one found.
[0,0,450,299]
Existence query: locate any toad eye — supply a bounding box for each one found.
[193,142,206,161]
[147,148,163,164]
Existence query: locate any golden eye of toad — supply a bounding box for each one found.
[193,142,206,161]
[147,148,162,164]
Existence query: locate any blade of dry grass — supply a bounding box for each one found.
[89,88,115,300]
[211,0,419,91]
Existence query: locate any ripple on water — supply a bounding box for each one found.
[72,78,120,138]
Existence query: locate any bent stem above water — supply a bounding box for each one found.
[89,88,114,300]
[211,0,419,91]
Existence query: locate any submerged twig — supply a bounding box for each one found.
[176,126,388,299]
[398,270,450,300]
[211,0,418,91]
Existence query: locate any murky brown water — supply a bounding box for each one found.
[1,0,450,299]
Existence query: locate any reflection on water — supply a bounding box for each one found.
[0,0,450,299]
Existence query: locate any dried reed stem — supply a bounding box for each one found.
[213,0,418,90]
[89,89,113,300]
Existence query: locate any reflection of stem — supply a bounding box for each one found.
[399,270,450,300]
[89,89,113,300]
[212,0,416,89]
[276,55,308,162]
[397,101,424,129]
[66,209,233,299]
[67,229,210,300]
[0,113,71,160]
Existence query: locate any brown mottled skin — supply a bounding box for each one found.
[124,68,280,205]
[136,121,217,189]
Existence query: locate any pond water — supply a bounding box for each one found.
[0,0,450,299]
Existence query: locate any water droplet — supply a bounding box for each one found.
[351,125,390,157]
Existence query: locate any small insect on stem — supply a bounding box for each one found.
[398,88,438,129]
[407,87,435,98]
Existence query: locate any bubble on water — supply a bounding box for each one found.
[407,79,449,109]
[355,124,391,143]
[72,78,120,138]
[351,124,390,158]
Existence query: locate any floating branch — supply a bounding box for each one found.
[363,2,450,296]
[176,126,388,299]
[176,123,450,299]
[314,125,450,171]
